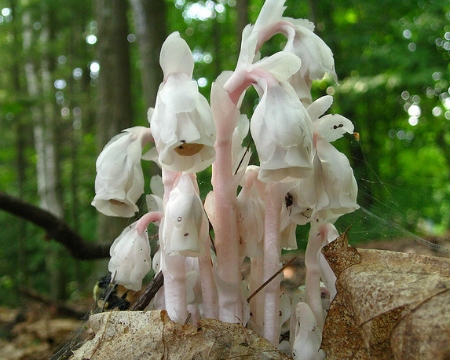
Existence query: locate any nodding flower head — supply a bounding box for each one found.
[253,0,337,103]
[150,32,216,173]
[91,126,152,217]
[250,80,314,183]
[162,173,207,257]
[108,221,152,292]
[288,96,358,224]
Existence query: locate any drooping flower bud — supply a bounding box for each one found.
[108,221,152,291]
[162,172,206,257]
[250,80,314,183]
[289,96,359,224]
[150,32,216,173]
[92,126,152,217]
[292,302,325,360]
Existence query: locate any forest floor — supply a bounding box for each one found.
[0,235,449,360]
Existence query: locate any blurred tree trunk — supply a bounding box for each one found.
[236,0,248,42]
[129,0,166,111]
[11,0,30,292]
[22,0,67,301]
[95,0,133,246]
[129,0,166,180]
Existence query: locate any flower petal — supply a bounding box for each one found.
[108,222,151,291]
[160,32,194,78]
[314,114,354,143]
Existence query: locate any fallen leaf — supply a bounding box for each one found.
[70,310,291,359]
[322,238,450,360]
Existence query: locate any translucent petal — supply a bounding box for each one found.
[108,223,151,291]
[254,0,286,33]
[159,32,194,78]
[314,114,354,143]
[307,95,333,122]
[162,174,205,256]
[254,51,301,82]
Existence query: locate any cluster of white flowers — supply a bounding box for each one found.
[91,0,358,358]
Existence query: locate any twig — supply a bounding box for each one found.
[130,271,164,311]
[247,256,297,303]
[0,192,110,259]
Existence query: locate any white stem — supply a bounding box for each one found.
[211,81,243,322]
[213,148,242,321]
[304,221,327,330]
[198,230,219,319]
[262,183,283,346]
[162,251,188,323]
[248,256,265,334]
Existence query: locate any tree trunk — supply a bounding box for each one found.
[236,0,249,43]
[129,0,167,111]
[129,0,166,180]
[22,0,67,301]
[10,0,30,292]
[95,0,134,245]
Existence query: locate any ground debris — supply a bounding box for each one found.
[322,236,450,360]
[70,310,291,360]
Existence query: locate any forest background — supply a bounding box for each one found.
[0,0,449,307]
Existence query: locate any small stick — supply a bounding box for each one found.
[247,256,297,303]
[130,271,164,311]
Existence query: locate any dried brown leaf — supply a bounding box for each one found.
[321,228,362,278]
[70,310,290,360]
[322,245,450,360]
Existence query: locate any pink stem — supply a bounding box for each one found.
[262,183,283,346]
[212,140,242,322]
[248,256,265,334]
[191,174,218,319]
[162,250,188,323]
[198,232,219,319]
[211,82,243,322]
[135,211,163,234]
[304,221,327,329]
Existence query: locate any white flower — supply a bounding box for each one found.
[92,126,152,217]
[253,0,337,102]
[108,221,151,292]
[150,32,216,173]
[279,204,298,250]
[223,27,302,104]
[289,96,358,223]
[250,80,313,183]
[162,172,206,257]
[292,302,325,360]
[283,18,337,82]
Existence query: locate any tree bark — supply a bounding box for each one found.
[236,0,249,43]
[95,0,134,243]
[0,192,111,260]
[129,0,167,111]
[22,0,67,301]
[129,0,166,181]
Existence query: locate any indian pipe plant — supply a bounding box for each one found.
[91,0,359,358]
